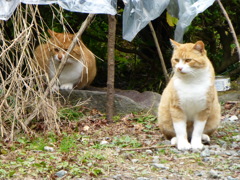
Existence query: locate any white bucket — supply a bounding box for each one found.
[215,75,231,91]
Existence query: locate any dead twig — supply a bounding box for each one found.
[119,145,175,152]
[217,0,240,62]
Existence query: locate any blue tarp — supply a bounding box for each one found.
[0,0,215,42]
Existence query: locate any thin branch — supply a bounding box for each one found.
[217,0,240,62]
[148,22,170,83]
[120,145,175,152]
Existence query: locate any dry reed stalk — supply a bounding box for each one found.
[0,4,85,140]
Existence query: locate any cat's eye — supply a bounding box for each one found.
[185,59,192,63]
[174,59,179,62]
[54,48,59,52]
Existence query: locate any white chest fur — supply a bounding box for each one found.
[49,58,84,87]
[173,69,212,120]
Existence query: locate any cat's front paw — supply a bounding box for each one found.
[177,139,191,151]
[60,83,73,90]
[191,141,204,150]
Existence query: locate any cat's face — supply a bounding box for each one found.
[48,29,81,63]
[170,40,208,76]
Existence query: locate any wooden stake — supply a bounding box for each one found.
[106,15,116,122]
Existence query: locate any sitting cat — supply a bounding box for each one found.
[34,29,96,90]
[157,40,221,151]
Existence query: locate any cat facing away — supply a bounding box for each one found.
[34,29,96,90]
[157,40,221,151]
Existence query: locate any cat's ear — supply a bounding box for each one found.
[193,41,205,53]
[48,29,56,37]
[170,39,181,49]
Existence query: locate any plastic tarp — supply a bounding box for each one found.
[168,0,216,42]
[0,0,215,42]
[0,0,117,21]
[122,0,170,41]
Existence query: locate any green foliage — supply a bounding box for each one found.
[112,135,142,148]
[58,107,84,121]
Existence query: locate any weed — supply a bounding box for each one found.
[112,135,142,148]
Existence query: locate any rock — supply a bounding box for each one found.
[55,170,67,177]
[227,176,238,180]
[152,163,169,169]
[201,148,211,157]
[218,91,240,102]
[137,177,150,180]
[145,150,153,154]
[44,146,54,152]
[113,174,123,180]
[131,159,139,163]
[208,169,220,179]
[228,115,238,122]
[59,89,161,115]
[232,135,240,141]
[152,156,160,163]
[100,140,109,145]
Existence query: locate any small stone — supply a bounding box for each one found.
[145,150,153,154]
[152,163,169,169]
[100,140,109,145]
[152,156,160,163]
[137,177,150,180]
[228,115,238,122]
[232,135,240,141]
[44,146,54,152]
[55,170,67,177]
[161,140,171,145]
[131,159,139,163]
[113,174,122,180]
[87,162,93,167]
[201,148,210,157]
[208,169,220,179]
[202,157,211,162]
[227,176,238,180]
[195,171,204,176]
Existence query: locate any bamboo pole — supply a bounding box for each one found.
[217,0,240,62]
[106,15,117,122]
[149,22,170,83]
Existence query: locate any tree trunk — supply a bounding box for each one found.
[106,15,116,122]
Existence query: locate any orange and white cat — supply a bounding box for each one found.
[157,40,221,151]
[34,29,96,90]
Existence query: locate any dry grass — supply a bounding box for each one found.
[0,4,76,140]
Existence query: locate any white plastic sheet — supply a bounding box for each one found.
[122,0,170,41]
[0,0,117,21]
[168,0,216,42]
[0,0,215,42]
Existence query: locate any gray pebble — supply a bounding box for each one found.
[152,163,169,169]
[208,169,220,179]
[232,135,240,141]
[227,176,238,180]
[201,148,210,157]
[131,159,139,163]
[55,170,67,177]
[44,146,54,152]
[145,150,153,154]
[137,177,150,180]
[152,156,160,163]
[113,174,122,180]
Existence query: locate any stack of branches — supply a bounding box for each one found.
[0,4,76,141]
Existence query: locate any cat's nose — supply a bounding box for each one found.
[58,55,62,60]
[177,67,183,71]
